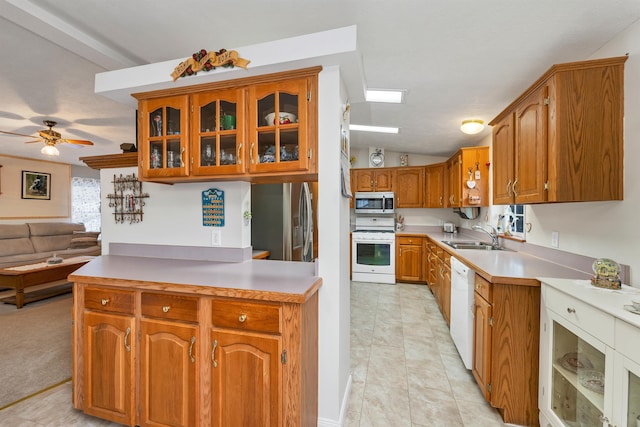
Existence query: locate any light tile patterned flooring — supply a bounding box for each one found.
[346,281,505,426]
[0,281,506,426]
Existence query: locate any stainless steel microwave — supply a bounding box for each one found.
[354,192,395,214]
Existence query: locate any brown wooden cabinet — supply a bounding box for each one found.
[134,67,320,184]
[490,56,626,204]
[139,95,191,179]
[191,88,245,176]
[470,274,541,426]
[80,287,136,426]
[395,167,424,208]
[472,275,492,402]
[82,311,135,426]
[73,280,319,427]
[351,167,394,192]
[424,163,445,208]
[445,146,489,208]
[139,292,200,427]
[396,236,423,282]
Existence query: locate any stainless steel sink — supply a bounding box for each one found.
[442,240,508,251]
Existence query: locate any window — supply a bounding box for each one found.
[71,177,101,232]
[505,204,525,239]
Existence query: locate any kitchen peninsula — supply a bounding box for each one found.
[69,254,321,427]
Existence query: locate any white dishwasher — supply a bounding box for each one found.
[450,256,475,370]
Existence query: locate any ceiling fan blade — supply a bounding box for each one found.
[62,139,94,146]
[0,129,36,138]
[24,139,43,144]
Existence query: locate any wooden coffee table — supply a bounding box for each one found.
[0,256,94,309]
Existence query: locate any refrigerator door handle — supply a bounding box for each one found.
[301,183,313,260]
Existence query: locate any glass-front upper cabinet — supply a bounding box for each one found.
[191,89,245,176]
[248,78,311,173]
[139,95,189,178]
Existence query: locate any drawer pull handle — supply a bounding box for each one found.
[239,313,247,323]
[124,327,131,352]
[101,298,110,306]
[211,339,218,368]
[162,306,170,313]
[188,336,196,363]
[567,307,576,314]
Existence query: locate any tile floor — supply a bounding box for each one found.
[0,281,506,426]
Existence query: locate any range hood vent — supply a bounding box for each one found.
[453,207,480,220]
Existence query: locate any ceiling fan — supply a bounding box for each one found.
[0,120,94,156]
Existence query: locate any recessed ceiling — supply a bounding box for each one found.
[1,0,639,165]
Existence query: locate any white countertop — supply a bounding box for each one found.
[540,277,640,329]
[69,255,321,303]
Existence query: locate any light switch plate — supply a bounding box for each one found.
[551,231,559,248]
[212,229,222,246]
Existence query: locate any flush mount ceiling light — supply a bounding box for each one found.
[365,89,405,103]
[41,143,60,156]
[350,124,399,134]
[460,119,485,135]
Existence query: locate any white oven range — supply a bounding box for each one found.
[351,214,396,284]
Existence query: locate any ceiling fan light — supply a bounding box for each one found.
[41,144,60,156]
[460,119,485,135]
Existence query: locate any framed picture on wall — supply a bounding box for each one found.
[22,170,51,200]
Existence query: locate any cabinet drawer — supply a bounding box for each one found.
[211,299,281,334]
[615,319,640,361]
[397,236,422,245]
[474,275,492,302]
[546,286,614,346]
[141,292,198,323]
[84,287,134,315]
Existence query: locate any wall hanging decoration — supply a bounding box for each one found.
[21,170,51,200]
[106,173,149,223]
[171,48,250,81]
[202,188,225,227]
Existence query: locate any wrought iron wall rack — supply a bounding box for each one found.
[106,173,149,223]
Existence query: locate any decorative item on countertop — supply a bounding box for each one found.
[400,153,408,166]
[395,214,405,231]
[591,258,622,289]
[171,48,250,81]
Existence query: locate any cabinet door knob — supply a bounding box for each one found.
[512,178,519,197]
[188,336,196,363]
[237,143,242,165]
[250,143,255,164]
[162,306,170,313]
[567,307,576,314]
[506,180,512,197]
[101,298,110,306]
[124,327,131,352]
[239,313,247,323]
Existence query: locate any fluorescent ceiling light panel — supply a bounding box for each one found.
[365,89,404,103]
[350,124,399,134]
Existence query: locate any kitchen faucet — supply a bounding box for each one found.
[472,224,500,249]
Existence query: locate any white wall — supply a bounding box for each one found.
[316,66,351,426]
[99,167,251,252]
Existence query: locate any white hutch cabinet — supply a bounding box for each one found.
[539,278,640,427]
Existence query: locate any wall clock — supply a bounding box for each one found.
[369,149,384,167]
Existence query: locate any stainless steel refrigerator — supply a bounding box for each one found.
[251,182,314,261]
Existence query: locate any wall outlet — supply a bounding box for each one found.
[551,231,559,248]
[211,229,222,246]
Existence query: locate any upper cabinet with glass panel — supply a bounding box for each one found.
[133,67,320,183]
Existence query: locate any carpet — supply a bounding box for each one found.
[0,293,72,409]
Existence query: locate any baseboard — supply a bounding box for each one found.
[318,374,352,427]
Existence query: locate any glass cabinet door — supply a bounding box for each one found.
[616,354,640,427]
[191,89,244,176]
[140,96,189,178]
[550,319,610,427]
[248,78,309,173]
